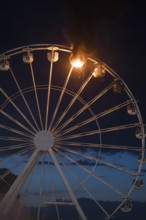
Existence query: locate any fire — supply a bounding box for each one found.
[69,51,87,68]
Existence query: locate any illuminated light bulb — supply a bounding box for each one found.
[69,52,87,68]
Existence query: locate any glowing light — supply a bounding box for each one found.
[69,52,87,68]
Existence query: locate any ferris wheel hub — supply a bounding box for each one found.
[33,130,54,151]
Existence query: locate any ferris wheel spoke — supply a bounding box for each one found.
[47,153,60,220]
[55,205,60,220]
[45,152,57,201]
[56,140,101,148]
[54,145,137,176]
[99,159,137,176]
[9,67,40,131]
[23,154,39,195]
[52,73,93,132]
[48,66,73,131]
[56,151,110,218]
[0,124,33,139]
[45,51,54,130]
[55,80,118,133]
[0,147,33,165]
[48,147,87,220]
[29,55,43,129]
[81,184,110,218]
[58,141,141,152]
[77,174,110,217]
[0,88,38,133]
[53,146,126,198]
[109,199,128,219]
[45,151,68,207]
[0,150,33,183]
[0,143,31,152]
[0,135,33,143]
[0,109,35,136]
[96,123,139,133]
[58,100,131,136]
[57,123,139,140]
[57,130,99,140]
[99,143,141,152]
[37,153,44,220]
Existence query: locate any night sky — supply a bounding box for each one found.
[0,0,146,219]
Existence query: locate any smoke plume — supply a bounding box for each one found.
[62,0,126,56]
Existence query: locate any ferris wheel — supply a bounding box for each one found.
[0,44,145,220]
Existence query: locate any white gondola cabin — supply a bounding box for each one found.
[112,81,123,94]
[0,60,10,71]
[93,63,105,78]
[135,127,143,139]
[133,179,143,189]
[138,156,146,164]
[22,53,34,63]
[127,103,137,115]
[121,200,132,213]
[47,51,59,62]
[142,158,146,164]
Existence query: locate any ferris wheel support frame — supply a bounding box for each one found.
[0,149,39,216]
[0,147,87,220]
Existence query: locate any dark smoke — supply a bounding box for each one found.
[62,0,127,56]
